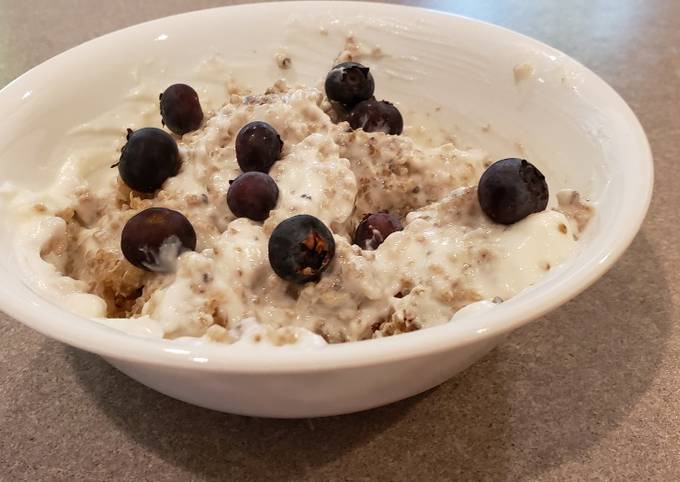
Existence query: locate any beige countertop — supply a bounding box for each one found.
[1,0,678,480]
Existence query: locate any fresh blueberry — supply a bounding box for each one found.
[324,62,375,107]
[121,207,196,272]
[477,158,549,224]
[235,121,283,173]
[268,214,335,283]
[354,212,403,250]
[227,172,279,221]
[348,99,403,135]
[159,83,204,135]
[117,127,180,193]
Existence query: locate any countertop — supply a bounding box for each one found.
[1,0,678,480]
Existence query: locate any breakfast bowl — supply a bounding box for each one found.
[0,2,652,417]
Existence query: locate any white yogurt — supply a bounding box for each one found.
[0,53,591,347]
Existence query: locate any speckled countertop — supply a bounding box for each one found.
[1,1,679,480]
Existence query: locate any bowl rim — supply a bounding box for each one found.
[0,1,654,373]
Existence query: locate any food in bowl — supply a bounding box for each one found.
[2,42,593,347]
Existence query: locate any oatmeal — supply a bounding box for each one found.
[1,55,592,347]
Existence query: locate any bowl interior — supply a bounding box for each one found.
[0,2,652,370]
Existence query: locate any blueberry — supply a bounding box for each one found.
[227,172,279,221]
[354,212,403,250]
[235,121,283,173]
[268,215,335,283]
[117,127,180,193]
[121,207,196,272]
[348,99,403,135]
[477,158,549,224]
[159,83,204,135]
[324,62,375,107]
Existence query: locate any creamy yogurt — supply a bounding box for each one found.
[0,52,592,347]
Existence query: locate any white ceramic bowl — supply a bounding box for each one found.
[0,2,652,417]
